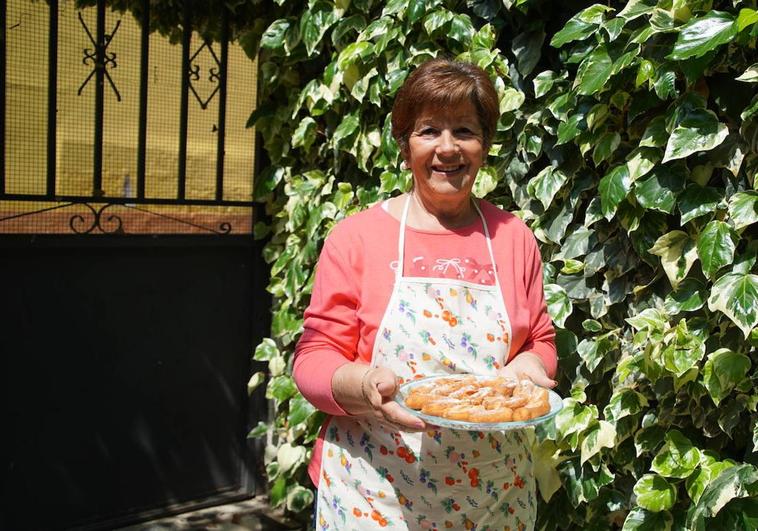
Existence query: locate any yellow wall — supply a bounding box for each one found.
[4,0,257,232]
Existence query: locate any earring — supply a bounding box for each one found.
[400,161,408,170]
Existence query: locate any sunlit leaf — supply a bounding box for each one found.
[633,474,676,512]
[545,283,573,328]
[667,11,738,61]
[622,507,673,531]
[697,221,735,279]
[599,165,631,219]
[702,348,751,405]
[728,191,758,230]
[581,420,616,464]
[663,109,729,162]
[679,184,723,225]
[708,272,758,337]
[651,429,701,478]
[649,230,698,288]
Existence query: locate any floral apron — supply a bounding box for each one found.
[316,196,536,531]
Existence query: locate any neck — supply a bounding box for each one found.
[408,191,477,230]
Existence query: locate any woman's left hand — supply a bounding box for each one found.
[499,352,556,388]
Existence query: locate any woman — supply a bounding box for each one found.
[294,58,557,530]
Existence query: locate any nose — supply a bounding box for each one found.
[436,130,458,156]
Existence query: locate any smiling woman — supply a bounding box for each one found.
[293,57,557,530]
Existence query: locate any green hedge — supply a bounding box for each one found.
[242,1,758,529]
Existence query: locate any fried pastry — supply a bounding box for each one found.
[404,375,550,423]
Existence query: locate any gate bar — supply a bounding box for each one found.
[215,8,229,202]
[47,0,59,197]
[177,3,191,200]
[0,0,5,194]
[136,0,149,199]
[93,0,105,197]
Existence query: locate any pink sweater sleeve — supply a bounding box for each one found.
[518,232,557,377]
[293,233,363,416]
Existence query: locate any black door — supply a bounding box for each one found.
[1,0,269,528]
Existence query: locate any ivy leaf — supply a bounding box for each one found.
[661,320,705,377]
[604,388,648,422]
[288,393,317,426]
[592,132,621,165]
[687,464,758,531]
[254,337,280,361]
[702,348,751,406]
[728,191,758,230]
[261,19,291,50]
[634,166,686,214]
[332,111,360,151]
[449,14,475,45]
[575,45,614,95]
[247,371,266,395]
[500,88,526,113]
[618,0,656,21]
[653,68,677,100]
[512,29,545,77]
[633,474,677,512]
[533,70,561,98]
[651,429,701,479]
[277,442,307,477]
[635,426,666,457]
[599,165,631,220]
[667,11,738,61]
[550,5,610,48]
[300,3,341,56]
[555,226,595,260]
[559,459,615,506]
[556,112,586,145]
[423,9,454,35]
[708,272,758,337]
[697,221,736,279]
[664,278,706,314]
[625,308,667,333]
[407,0,426,24]
[679,184,723,225]
[736,63,758,83]
[286,485,314,513]
[639,116,667,147]
[580,420,616,465]
[267,375,298,403]
[292,117,317,151]
[471,165,498,198]
[545,284,572,328]
[736,8,758,32]
[527,166,568,210]
[649,231,697,288]
[663,109,729,162]
[622,507,673,531]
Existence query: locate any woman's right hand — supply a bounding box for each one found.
[332,363,427,432]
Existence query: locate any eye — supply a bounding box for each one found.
[419,127,438,136]
[455,127,477,137]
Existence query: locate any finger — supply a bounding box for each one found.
[381,402,426,431]
[518,368,556,388]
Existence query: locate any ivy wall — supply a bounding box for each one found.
[240,0,758,529]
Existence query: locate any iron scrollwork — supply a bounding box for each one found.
[0,202,235,235]
[77,12,122,101]
[188,40,222,110]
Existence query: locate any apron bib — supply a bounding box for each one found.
[316,196,536,531]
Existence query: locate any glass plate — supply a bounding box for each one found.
[396,374,563,432]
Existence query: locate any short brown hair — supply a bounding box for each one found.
[391,58,499,157]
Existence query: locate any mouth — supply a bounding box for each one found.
[431,164,466,175]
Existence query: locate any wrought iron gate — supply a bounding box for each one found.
[1,1,268,529]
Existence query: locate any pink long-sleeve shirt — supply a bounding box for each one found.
[294,199,556,484]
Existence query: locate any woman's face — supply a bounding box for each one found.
[405,99,485,204]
